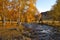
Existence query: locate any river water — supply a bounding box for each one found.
[22,23,60,40]
[0,23,60,40]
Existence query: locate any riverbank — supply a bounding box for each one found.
[39,20,60,32]
[40,20,60,27]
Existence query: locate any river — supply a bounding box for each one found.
[22,23,60,40]
[0,23,60,40]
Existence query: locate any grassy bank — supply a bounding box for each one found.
[41,21,60,27]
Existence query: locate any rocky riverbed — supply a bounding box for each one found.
[0,23,60,40]
[22,23,60,40]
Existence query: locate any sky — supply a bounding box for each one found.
[36,0,56,12]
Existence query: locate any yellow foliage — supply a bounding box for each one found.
[1,0,41,23]
[0,0,3,13]
[25,13,36,23]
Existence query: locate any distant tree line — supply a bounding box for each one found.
[48,0,60,21]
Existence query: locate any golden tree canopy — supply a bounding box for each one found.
[1,0,41,23]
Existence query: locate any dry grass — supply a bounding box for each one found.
[0,21,31,40]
